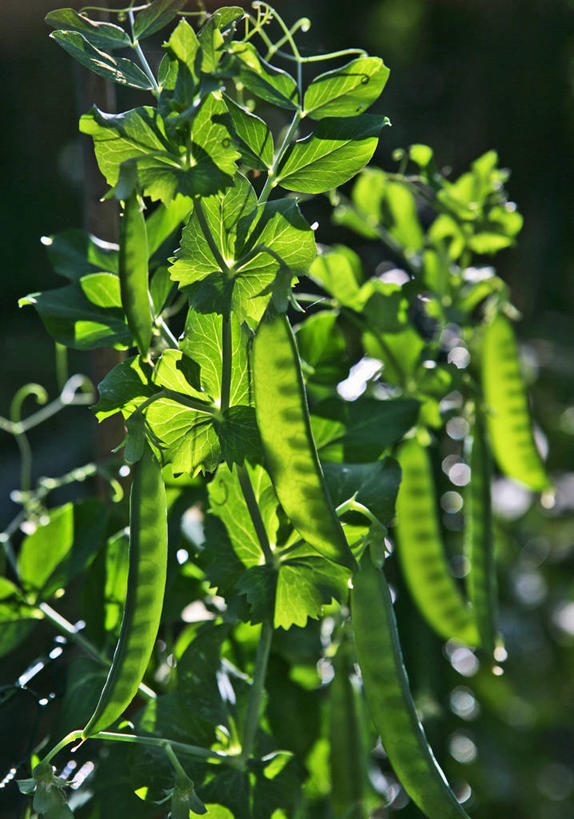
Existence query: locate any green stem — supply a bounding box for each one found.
[129,10,160,94]
[163,743,190,780]
[236,465,274,565]
[220,307,232,414]
[37,603,156,700]
[43,731,83,764]
[133,388,217,418]
[258,111,302,205]
[15,432,33,493]
[240,618,273,764]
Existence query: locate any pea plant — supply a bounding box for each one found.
[1,1,551,817]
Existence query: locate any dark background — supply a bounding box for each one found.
[2,1,574,816]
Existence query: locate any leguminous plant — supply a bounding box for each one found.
[1,2,550,816]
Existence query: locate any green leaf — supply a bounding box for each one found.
[276,114,388,194]
[145,396,220,474]
[200,769,250,819]
[323,458,401,525]
[146,196,193,256]
[159,18,201,103]
[304,57,389,119]
[153,349,206,401]
[170,174,258,285]
[81,95,239,203]
[103,530,130,634]
[362,325,425,384]
[273,556,348,630]
[50,30,153,89]
[177,623,231,727]
[93,356,156,421]
[133,0,187,40]
[19,500,109,602]
[45,9,131,49]
[313,396,420,461]
[308,245,363,308]
[295,311,349,387]
[181,310,251,406]
[230,42,299,109]
[43,229,118,279]
[19,272,132,350]
[198,7,244,72]
[225,96,274,170]
[216,405,262,466]
[171,174,316,325]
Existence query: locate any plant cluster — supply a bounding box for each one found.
[0,1,550,817]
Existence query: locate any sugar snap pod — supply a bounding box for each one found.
[352,556,469,819]
[464,409,498,657]
[395,439,478,646]
[83,444,167,737]
[119,190,153,358]
[481,314,550,491]
[253,310,356,570]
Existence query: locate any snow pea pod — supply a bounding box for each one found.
[253,310,356,570]
[395,439,478,646]
[119,190,153,358]
[83,445,167,737]
[481,314,550,491]
[351,556,469,819]
[464,410,497,657]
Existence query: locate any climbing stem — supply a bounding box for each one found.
[240,618,273,764]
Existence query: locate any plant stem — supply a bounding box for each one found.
[239,618,273,764]
[258,111,302,205]
[236,465,274,565]
[163,743,190,780]
[220,307,232,414]
[128,10,160,94]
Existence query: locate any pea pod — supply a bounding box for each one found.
[329,633,366,818]
[83,445,167,737]
[481,314,550,491]
[395,439,478,646]
[253,310,356,570]
[351,556,469,819]
[119,190,153,358]
[464,409,497,657]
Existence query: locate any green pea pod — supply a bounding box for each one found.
[396,439,478,646]
[119,190,153,358]
[83,445,167,737]
[329,634,366,818]
[481,314,550,491]
[253,310,356,570]
[464,410,497,658]
[352,557,469,819]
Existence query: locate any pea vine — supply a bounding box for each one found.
[1,1,551,817]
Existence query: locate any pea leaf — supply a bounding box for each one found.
[81,95,239,203]
[93,356,156,421]
[181,311,252,406]
[230,42,299,109]
[225,96,274,170]
[19,272,132,350]
[304,57,390,119]
[50,31,153,90]
[308,245,363,306]
[273,557,348,630]
[198,7,244,72]
[43,229,118,279]
[295,311,349,388]
[146,196,193,256]
[217,405,263,467]
[313,396,420,461]
[276,114,389,194]
[45,9,131,50]
[133,0,187,41]
[323,458,402,525]
[19,500,109,602]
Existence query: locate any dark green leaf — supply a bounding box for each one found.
[230,42,299,109]
[0,579,41,658]
[217,405,262,466]
[313,396,420,461]
[43,229,118,279]
[50,30,153,89]
[45,9,131,49]
[19,272,131,350]
[19,500,109,602]
[295,311,349,387]
[276,114,389,194]
[146,196,193,256]
[323,458,402,525]
[225,96,274,170]
[133,0,187,40]
[304,57,389,119]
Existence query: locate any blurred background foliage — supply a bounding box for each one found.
[2,0,574,817]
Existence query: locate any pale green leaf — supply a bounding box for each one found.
[304,57,389,119]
